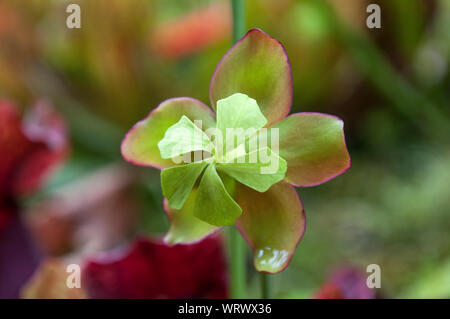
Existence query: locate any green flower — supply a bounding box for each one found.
[121,29,350,273]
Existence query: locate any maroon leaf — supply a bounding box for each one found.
[83,236,228,298]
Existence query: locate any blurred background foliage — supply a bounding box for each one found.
[0,0,449,298]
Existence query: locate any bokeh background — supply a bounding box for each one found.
[1,0,449,298]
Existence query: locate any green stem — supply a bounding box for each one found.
[260,273,272,299]
[231,0,246,43]
[229,228,246,298]
[228,0,247,300]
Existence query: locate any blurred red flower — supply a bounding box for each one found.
[314,266,376,299]
[0,100,68,233]
[152,2,231,60]
[0,99,68,298]
[83,236,228,298]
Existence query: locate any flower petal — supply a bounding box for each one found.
[163,189,220,245]
[209,29,293,126]
[121,98,216,169]
[158,116,213,160]
[83,237,228,298]
[216,147,287,192]
[194,165,242,226]
[216,93,267,138]
[161,161,208,210]
[235,182,305,273]
[272,113,350,187]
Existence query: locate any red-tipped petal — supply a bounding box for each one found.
[210,29,293,126]
[272,112,350,187]
[235,182,306,273]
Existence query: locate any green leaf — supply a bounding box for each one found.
[216,93,267,144]
[235,182,306,273]
[164,189,220,244]
[217,147,287,192]
[158,115,213,160]
[210,29,293,126]
[161,161,208,209]
[121,98,215,169]
[194,165,242,226]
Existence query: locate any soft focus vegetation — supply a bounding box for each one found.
[1,0,449,298]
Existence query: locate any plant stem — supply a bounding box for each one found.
[229,228,246,298]
[228,0,247,300]
[260,273,272,299]
[231,0,246,43]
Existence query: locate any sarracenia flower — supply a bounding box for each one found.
[83,237,228,299]
[121,29,350,273]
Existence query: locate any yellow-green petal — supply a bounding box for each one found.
[164,189,220,245]
[121,98,215,169]
[158,115,213,160]
[216,93,267,139]
[216,147,287,192]
[161,161,208,209]
[194,165,242,226]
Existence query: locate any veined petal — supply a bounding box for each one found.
[216,93,267,138]
[210,29,293,126]
[272,113,350,187]
[194,165,242,226]
[216,147,287,192]
[158,115,213,160]
[121,98,216,169]
[161,161,208,210]
[235,182,306,273]
[164,189,220,245]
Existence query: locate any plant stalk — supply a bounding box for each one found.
[261,273,272,299]
[229,0,247,299]
[231,0,246,43]
[229,228,246,298]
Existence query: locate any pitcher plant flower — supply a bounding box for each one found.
[83,236,228,299]
[121,29,350,273]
